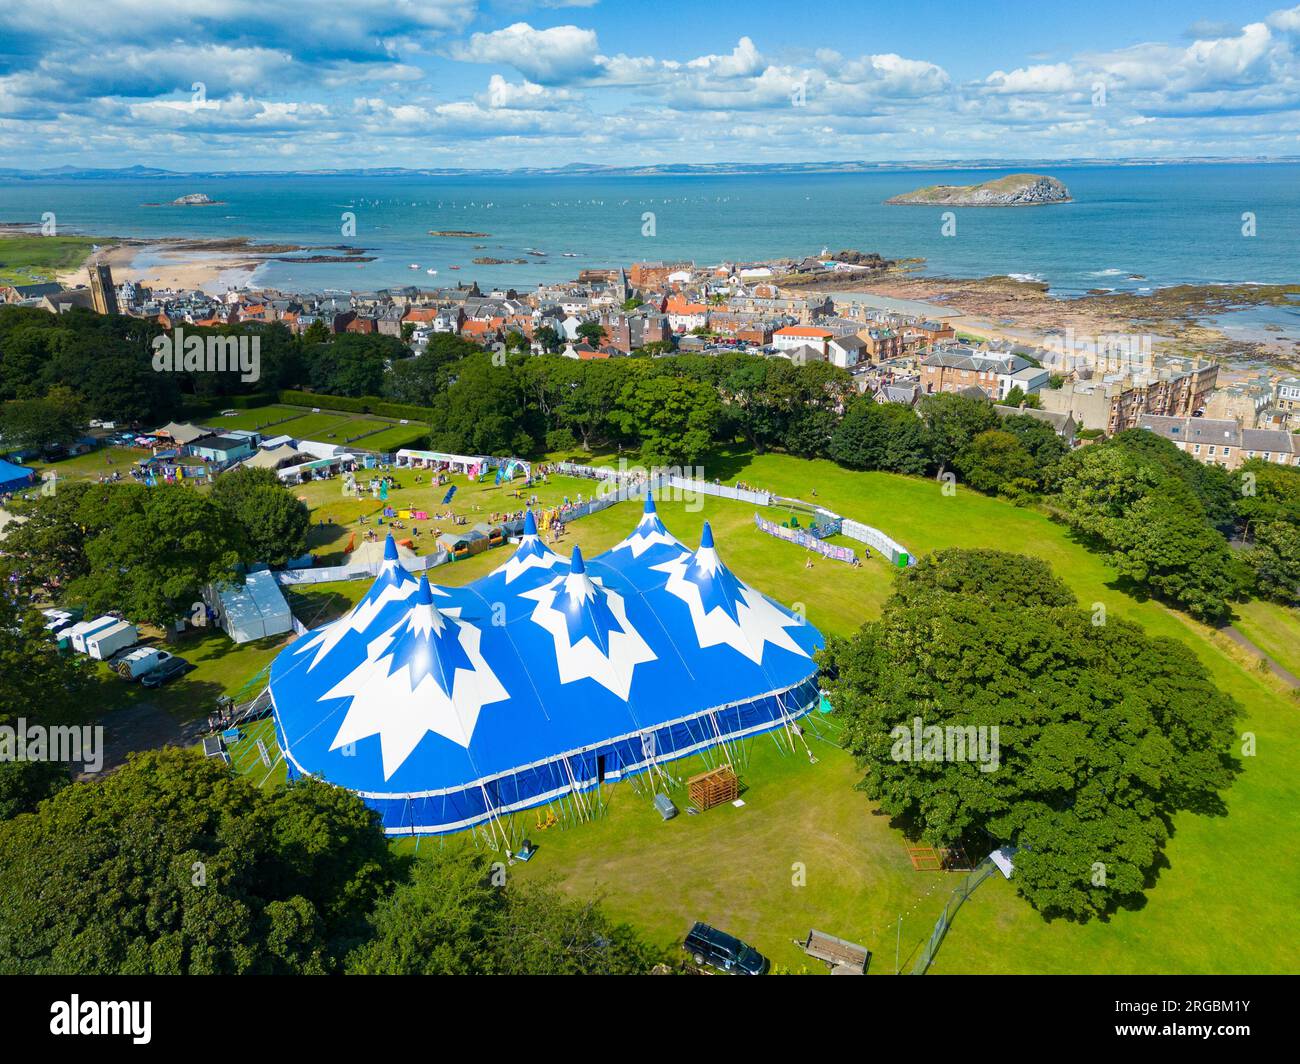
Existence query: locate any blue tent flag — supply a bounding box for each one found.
[268,508,824,835]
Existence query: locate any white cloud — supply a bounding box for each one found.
[982,62,1078,95]
[451,22,601,84]
[480,75,577,110]
[3,2,1300,168]
[684,37,765,79]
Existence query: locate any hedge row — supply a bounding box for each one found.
[179,392,277,416]
[219,393,279,409]
[277,390,433,422]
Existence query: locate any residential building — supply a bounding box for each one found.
[1136,415,1300,469]
[994,404,1077,443]
[920,349,1040,400]
[773,325,834,358]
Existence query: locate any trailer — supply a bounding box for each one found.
[84,620,139,661]
[797,929,870,974]
[67,615,120,654]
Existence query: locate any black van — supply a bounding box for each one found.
[683,922,769,975]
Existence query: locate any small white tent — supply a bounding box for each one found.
[212,571,293,643]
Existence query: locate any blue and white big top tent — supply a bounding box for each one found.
[268,495,824,835]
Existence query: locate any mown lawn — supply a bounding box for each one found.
[0,234,97,285]
[357,424,429,452]
[1233,598,1300,680]
[202,405,307,431]
[26,447,153,484]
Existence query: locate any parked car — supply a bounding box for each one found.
[683,922,769,975]
[140,656,190,688]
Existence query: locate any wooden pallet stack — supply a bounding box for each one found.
[687,766,739,811]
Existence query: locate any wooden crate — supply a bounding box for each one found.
[687,766,739,811]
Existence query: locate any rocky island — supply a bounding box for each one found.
[429,230,490,237]
[141,192,224,207]
[886,173,1071,207]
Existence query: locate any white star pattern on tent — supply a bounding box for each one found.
[519,547,656,699]
[326,578,508,779]
[607,491,686,559]
[490,509,564,583]
[294,577,426,671]
[653,523,808,665]
[292,537,446,671]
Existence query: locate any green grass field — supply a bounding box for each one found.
[201,403,426,452]
[0,234,98,285]
[403,452,1299,974]
[81,442,1297,974]
[1232,598,1300,679]
[357,424,429,451]
[203,405,308,432]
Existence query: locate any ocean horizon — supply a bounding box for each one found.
[2,162,1297,299]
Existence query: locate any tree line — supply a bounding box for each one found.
[425,350,1297,623]
[3,305,1295,622]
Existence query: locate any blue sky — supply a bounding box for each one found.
[1,0,1298,169]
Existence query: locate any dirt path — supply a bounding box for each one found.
[1222,626,1300,690]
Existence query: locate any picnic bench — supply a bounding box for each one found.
[798,929,870,974]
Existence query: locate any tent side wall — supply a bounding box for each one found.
[310,675,820,836]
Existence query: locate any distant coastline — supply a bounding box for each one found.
[3,157,1299,182]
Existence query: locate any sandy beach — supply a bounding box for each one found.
[57,239,256,293]
[55,235,373,294]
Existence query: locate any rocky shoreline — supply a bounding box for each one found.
[785,269,1299,367]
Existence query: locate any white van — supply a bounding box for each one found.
[112,646,174,680]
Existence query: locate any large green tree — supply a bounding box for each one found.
[1232,459,1300,537]
[1247,520,1300,605]
[829,398,928,474]
[428,353,537,456]
[819,549,1239,920]
[917,393,1000,474]
[1110,428,1236,531]
[210,466,310,567]
[614,372,721,468]
[1055,442,1247,622]
[68,483,242,626]
[0,593,98,819]
[0,750,395,973]
[953,429,1038,496]
[0,386,85,453]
